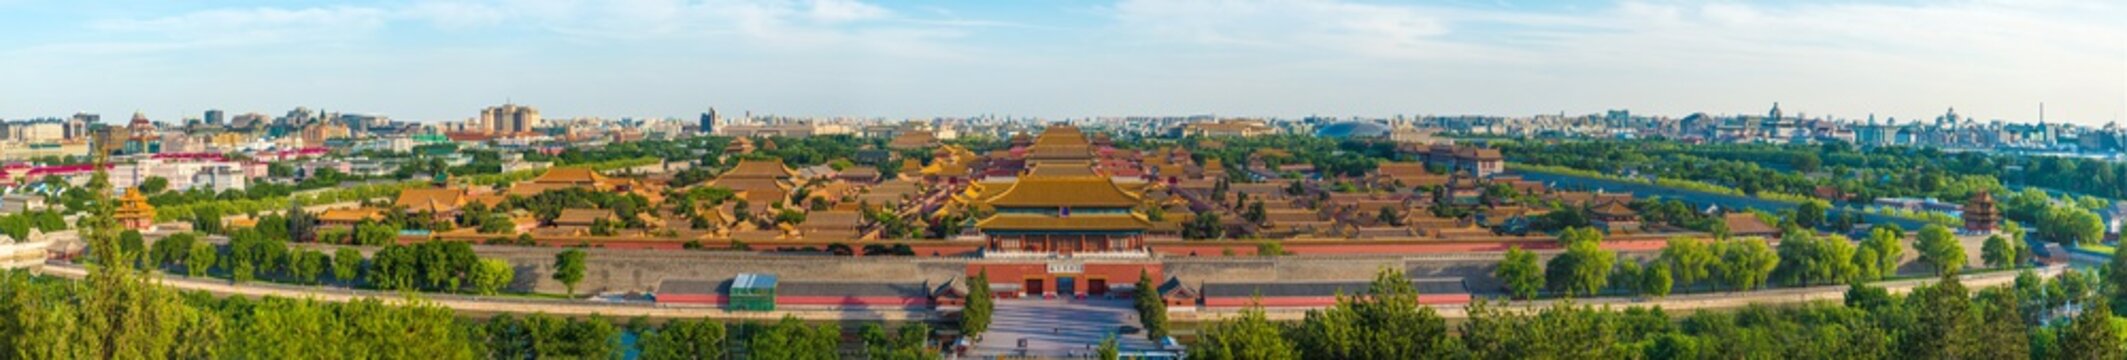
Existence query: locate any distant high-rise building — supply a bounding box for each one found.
[66,113,97,140]
[204,109,225,126]
[121,112,160,155]
[700,107,718,135]
[480,104,539,135]
[231,113,268,129]
[284,107,314,126]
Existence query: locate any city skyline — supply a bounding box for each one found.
[1,0,2122,125]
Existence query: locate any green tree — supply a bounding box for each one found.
[639,318,725,360]
[1844,280,1896,310]
[1255,241,1284,257]
[1773,231,1859,286]
[1915,224,1965,275]
[1715,238,1779,291]
[230,258,255,284]
[2064,268,2098,304]
[1613,261,1643,295]
[332,247,363,284]
[186,242,216,277]
[285,203,317,243]
[355,222,398,246]
[2004,220,2032,263]
[2062,299,2123,359]
[773,209,806,226]
[1853,247,1883,281]
[1981,235,2015,269]
[2039,205,2106,247]
[1900,275,1977,359]
[552,249,587,297]
[1135,270,1169,342]
[1184,212,1225,240]
[1642,264,1673,298]
[963,271,993,337]
[1458,300,1631,358]
[1658,236,1715,291]
[1292,267,1452,359]
[1555,226,1604,246]
[290,250,327,285]
[1790,152,1822,173]
[1375,205,1402,226]
[478,214,516,234]
[859,323,934,360]
[1859,226,1904,279]
[1795,200,1828,229]
[148,232,198,270]
[1193,306,1299,360]
[589,217,615,236]
[471,258,514,296]
[68,163,194,359]
[1546,230,1615,297]
[2107,245,2127,311]
[1097,335,1119,360]
[1973,287,2030,360]
[138,176,169,194]
[190,206,225,235]
[117,230,146,270]
[1495,246,1543,300]
[533,314,620,359]
[747,316,838,360]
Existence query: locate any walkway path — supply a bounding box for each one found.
[967,299,1163,358]
[39,263,935,322]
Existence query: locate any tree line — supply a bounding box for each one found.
[0,268,945,359]
[1495,223,2006,301]
[1194,264,2121,359]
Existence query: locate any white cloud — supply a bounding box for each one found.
[40,0,978,60]
[87,6,390,46]
[404,0,956,55]
[399,1,507,29]
[1104,0,2127,123]
[7,1,2121,124]
[807,0,890,23]
[1110,0,1502,60]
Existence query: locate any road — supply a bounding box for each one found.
[1183,264,2061,321]
[38,263,935,322]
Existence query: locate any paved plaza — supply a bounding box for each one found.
[965,298,1166,358]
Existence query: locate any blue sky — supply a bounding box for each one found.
[0,0,2121,126]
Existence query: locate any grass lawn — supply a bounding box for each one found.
[2078,242,2115,254]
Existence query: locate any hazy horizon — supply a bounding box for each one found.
[1,0,2121,126]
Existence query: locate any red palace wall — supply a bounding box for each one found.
[657,294,727,305]
[1148,237,1678,257]
[418,235,990,256]
[965,262,1162,298]
[653,294,930,308]
[778,296,934,308]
